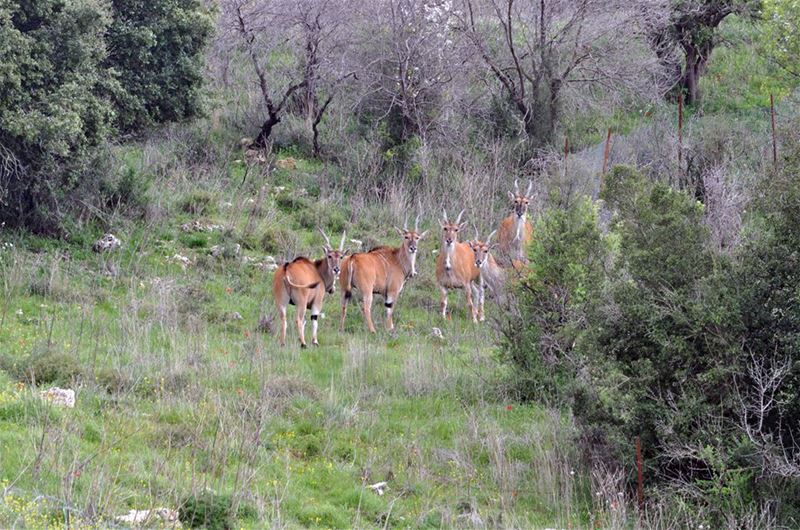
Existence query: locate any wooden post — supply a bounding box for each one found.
[636,436,644,513]
[677,93,683,166]
[770,93,777,165]
[602,128,612,175]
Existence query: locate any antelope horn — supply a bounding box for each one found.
[513,178,519,194]
[526,179,533,197]
[474,226,479,241]
[486,229,497,245]
[339,230,346,251]
[402,214,409,230]
[318,227,332,248]
[442,208,449,222]
[414,213,420,231]
[455,209,465,224]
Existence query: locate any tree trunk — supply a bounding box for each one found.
[681,46,703,105]
[254,111,280,148]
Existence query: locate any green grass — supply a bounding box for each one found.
[0,164,589,529]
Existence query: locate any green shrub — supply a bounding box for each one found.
[179,492,234,530]
[106,0,213,133]
[179,191,217,216]
[260,226,299,255]
[274,192,312,214]
[501,195,607,402]
[101,165,151,216]
[18,350,82,386]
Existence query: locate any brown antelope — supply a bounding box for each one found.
[468,229,524,305]
[272,229,347,347]
[436,209,483,322]
[339,215,427,333]
[497,179,534,263]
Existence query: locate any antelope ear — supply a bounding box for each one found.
[419,230,428,240]
[508,191,515,200]
[458,221,469,230]
[394,226,404,236]
[322,246,329,256]
[343,249,351,256]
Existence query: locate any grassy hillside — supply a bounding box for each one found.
[1,9,796,528]
[0,145,601,529]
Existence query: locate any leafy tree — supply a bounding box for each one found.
[762,0,800,82]
[649,0,760,104]
[106,0,214,133]
[0,0,212,231]
[500,196,608,402]
[0,0,117,231]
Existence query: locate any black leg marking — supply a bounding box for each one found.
[384,301,394,308]
[310,314,319,321]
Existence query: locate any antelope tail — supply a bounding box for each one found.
[342,257,355,299]
[283,266,319,290]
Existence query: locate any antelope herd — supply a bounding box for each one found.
[273,181,534,347]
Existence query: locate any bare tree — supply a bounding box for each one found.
[457,0,660,146]
[218,0,354,152]
[355,0,464,144]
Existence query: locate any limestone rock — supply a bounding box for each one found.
[40,387,75,408]
[115,508,181,527]
[93,233,121,253]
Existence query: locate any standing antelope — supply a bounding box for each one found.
[273,229,347,347]
[497,179,534,263]
[436,209,483,322]
[468,229,524,305]
[339,216,426,333]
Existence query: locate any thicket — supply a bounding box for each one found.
[0,0,212,233]
[503,160,800,523]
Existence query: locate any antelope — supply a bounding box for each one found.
[497,179,534,263]
[272,229,347,347]
[339,215,427,333]
[436,209,483,322]
[468,229,524,304]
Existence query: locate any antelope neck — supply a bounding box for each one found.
[395,245,416,278]
[315,258,335,290]
[514,213,526,241]
[442,240,457,269]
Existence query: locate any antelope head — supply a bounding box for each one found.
[508,179,533,219]
[319,228,348,293]
[469,229,497,269]
[394,213,427,277]
[440,208,467,248]
[439,208,467,270]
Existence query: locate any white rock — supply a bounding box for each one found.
[40,387,75,408]
[210,244,241,258]
[368,481,388,495]
[431,327,444,340]
[115,508,181,527]
[93,233,122,253]
[181,220,225,233]
[171,254,191,269]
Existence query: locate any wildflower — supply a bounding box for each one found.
[506,405,513,411]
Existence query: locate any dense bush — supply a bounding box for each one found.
[106,0,213,133]
[179,492,234,530]
[0,0,211,233]
[503,165,800,522]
